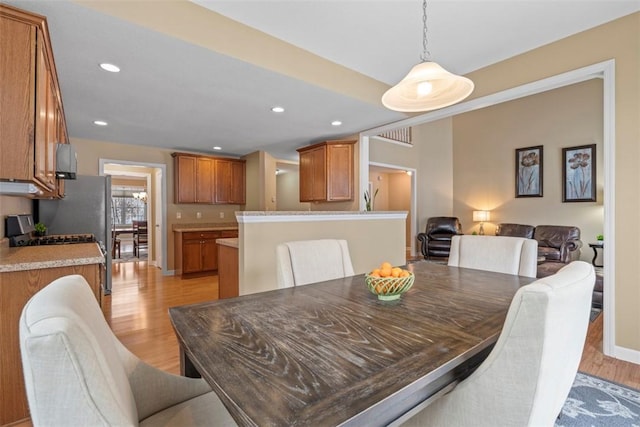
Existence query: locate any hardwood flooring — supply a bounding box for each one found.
[104,260,219,374]
[106,261,640,390]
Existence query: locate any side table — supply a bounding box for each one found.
[588,242,603,267]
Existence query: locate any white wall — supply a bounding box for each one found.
[276,168,310,211]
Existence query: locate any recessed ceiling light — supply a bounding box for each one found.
[271,106,285,113]
[99,63,120,73]
[331,120,342,126]
[93,120,108,126]
[213,146,222,151]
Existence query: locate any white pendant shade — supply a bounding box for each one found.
[382,61,474,112]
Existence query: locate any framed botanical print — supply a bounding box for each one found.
[563,144,596,202]
[515,145,543,198]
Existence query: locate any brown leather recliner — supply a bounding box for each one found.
[534,225,582,263]
[495,223,535,239]
[417,217,462,259]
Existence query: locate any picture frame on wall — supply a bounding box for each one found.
[515,145,543,198]
[563,144,596,202]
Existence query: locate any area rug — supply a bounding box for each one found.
[556,372,640,426]
[112,251,147,263]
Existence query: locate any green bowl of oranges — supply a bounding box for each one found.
[365,262,414,301]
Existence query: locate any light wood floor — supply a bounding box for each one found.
[105,261,640,390]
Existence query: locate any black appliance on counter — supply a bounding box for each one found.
[6,214,36,247]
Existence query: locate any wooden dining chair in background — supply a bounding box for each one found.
[111,230,121,259]
[276,239,355,288]
[133,220,148,257]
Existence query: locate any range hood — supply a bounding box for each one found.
[0,182,44,197]
[56,143,77,179]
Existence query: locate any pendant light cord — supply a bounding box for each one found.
[421,0,430,62]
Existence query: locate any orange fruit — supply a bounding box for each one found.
[391,267,402,278]
[400,270,410,277]
[380,268,392,277]
[369,272,380,278]
[380,261,392,270]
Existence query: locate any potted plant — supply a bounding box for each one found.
[596,234,604,244]
[364,188,379,212]
[34,222,47,237]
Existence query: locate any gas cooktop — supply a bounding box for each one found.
[28,234,97,245]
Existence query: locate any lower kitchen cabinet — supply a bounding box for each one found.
[175,229,238,278]
[0,261,102,425]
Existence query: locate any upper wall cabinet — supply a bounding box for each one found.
[0,5,68,197]
[215,158,246,205]
[297,140,355,202]
[172,153,245,205]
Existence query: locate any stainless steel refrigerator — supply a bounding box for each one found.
[35,175,112,294]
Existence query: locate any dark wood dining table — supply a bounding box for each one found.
[169,261,536,426]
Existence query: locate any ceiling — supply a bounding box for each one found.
[5,0,639,161]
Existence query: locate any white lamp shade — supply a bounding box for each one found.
[382,61,474,112]
[473,210,490,222]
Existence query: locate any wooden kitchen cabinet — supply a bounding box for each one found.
[173,153,245,204]
[215,158,246,204]
[297,140,355,202]
[0,5,68,195]
[175,230,238,277]
[173,154,214,204]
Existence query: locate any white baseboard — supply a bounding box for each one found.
[613,345,640,365]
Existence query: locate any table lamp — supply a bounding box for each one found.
[473,210,490,235]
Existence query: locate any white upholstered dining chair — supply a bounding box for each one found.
[276,239,355,288]
[448,235,539,278]
[19,275,237,426]
[399,261,595,427]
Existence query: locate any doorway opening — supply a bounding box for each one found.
[368,163,417,258]
[99,159,168,275]
[361,60,616,358]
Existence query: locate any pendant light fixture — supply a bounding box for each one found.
[382,0,474,112]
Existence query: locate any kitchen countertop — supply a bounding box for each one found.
[172,223,238,232]
[0,243,104,273]
[216,238,238,249]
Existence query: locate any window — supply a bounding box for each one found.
[111,187,147,226]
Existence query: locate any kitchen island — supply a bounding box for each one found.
[216,237,238,299]
[0,242,105,425]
